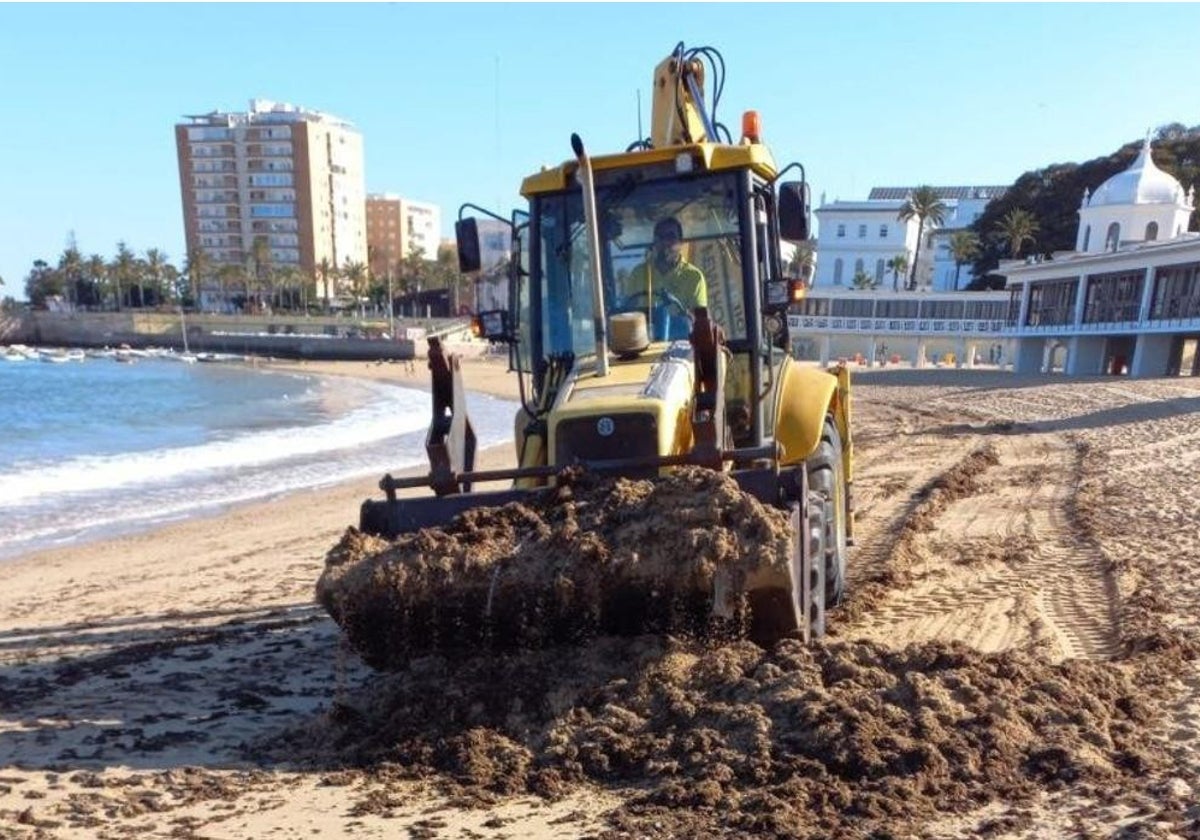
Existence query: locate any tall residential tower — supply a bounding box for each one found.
[175,99,367,307]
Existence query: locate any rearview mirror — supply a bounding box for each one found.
[471,309,511,342]
[455,218,482,273]
[778,181,811,242]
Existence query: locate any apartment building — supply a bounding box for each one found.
[365,194,442,279]
[175,99,368,305]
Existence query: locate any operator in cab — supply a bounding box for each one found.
[622,217,708,335]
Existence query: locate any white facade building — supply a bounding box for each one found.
[813,185,1008,293]
[1001,137,1200,378]
[812,200,917,291]
[870,187,1008,292]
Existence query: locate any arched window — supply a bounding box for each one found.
[875,259,885,283]
[1081,225,1091,251]
[1145,221,1159,241]
[854,258,864,276]
[833,258,844,285]
[1105,222,1120,251]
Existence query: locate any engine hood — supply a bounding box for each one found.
[548,342,696,469]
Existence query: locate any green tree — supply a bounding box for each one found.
[143,248,171,305]
[994,208,1039,259]
[897,186,947,290]
[58,234,85,310]
[24,259,61,307]
[316,257,337,311]
[948,230,982,290]
[108,241,140,311]
[786,240,816,283]
[217,264,246,312]
[399,245,431,295]
[183,248,211,309]
[851,270,879,290]
[84,254,107,308]
[343,260,369,317]
[885,253,909,292]
[250,236,274,311]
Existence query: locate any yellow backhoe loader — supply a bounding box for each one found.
[349,43,853,651]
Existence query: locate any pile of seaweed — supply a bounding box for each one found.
[264,633,1190,838]
[317,468,794,668]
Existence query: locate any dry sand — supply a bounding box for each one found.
[3,361,1200,838]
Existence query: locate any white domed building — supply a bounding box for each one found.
[1001,136,1200,377]
[1076,137,1195,253]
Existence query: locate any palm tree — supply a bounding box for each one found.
[343,260,369,318]
[786,240,816,284]
[851,270,878,290]
[885,253,909,293]
[948,230,982,290]
[217,264,245,312]
[84,254,107,309]
[184,247,211,309]
[316,257,336,312]
[994,209,1040,259]
[144,248,169,305]
[58,235,84,310]
[250,235,274,312]
[109,241,139,311]
[897,186,947,290]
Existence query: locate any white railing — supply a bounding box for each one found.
[790,315,1007,336]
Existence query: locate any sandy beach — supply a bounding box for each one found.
[3,360,1200,838]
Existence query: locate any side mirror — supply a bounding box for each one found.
[471,309,511,343]
[455,218,482,273]
[778,181,811,242]
[763,278,806,315]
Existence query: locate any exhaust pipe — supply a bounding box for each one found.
[570,133,610,377]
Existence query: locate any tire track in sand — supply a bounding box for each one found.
[844,415,1120,661]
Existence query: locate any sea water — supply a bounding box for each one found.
[0,356,519,561]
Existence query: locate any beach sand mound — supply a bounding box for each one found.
[315,467,795,669]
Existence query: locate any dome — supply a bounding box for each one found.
[1088,137,1184,207]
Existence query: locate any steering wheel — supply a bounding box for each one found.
[614,288,692,320]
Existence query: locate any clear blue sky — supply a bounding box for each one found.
[2,3,1197,297]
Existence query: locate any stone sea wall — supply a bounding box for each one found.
[3,311,488,361]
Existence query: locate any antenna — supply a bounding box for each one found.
[494,54,501,211]
[637,89,643,144]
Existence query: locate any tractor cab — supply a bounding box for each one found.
[458,145,812,451]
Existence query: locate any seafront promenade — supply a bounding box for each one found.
[0,309,480,362]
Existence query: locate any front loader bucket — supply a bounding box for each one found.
[359,488,535,538]
[320,466,812,670]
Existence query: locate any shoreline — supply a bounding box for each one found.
[1,355,523,572]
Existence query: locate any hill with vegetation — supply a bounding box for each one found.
[966,123,1200,289]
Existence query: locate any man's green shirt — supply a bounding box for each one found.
[623,259,708,311]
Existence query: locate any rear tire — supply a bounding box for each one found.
[805,492,828,639]
[807,418,848,608]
